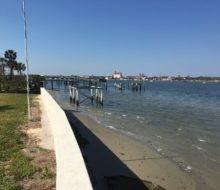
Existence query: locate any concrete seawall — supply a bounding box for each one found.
[40,88,93,190]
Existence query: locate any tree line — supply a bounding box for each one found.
[0,49,26,79]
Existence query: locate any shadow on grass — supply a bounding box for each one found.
[0,105,14,111]
[64,110,163,190]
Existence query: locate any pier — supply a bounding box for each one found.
[129,82,145,92]
[44,75,108,91]
[114,81,145,92]
[45,76,79,90]
[69,85,103,106]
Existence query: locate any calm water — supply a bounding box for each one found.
[45,80,220,189]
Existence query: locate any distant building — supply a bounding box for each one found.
[112,71,122,79]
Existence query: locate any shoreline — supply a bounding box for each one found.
[46,86,219,190]
[71,111,196,190]
[50,90,196,190]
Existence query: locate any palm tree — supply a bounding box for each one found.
[4,50,17,79]
[15,62,21,75]
[15,62,26,76]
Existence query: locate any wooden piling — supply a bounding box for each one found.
[69,85,103,106]
[51,80,53,90]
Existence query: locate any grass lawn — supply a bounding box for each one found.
[0,93,37,190]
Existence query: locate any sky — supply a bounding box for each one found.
[0,0,220,76]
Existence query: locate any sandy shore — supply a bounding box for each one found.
[57,106,195,189]
[47,89,196,190]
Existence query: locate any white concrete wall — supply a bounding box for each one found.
[40,88,93,190]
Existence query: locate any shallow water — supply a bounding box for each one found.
[45,80,220,189]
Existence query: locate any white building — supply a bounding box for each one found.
[112,71,122,79]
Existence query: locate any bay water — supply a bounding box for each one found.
[45,80,220,189]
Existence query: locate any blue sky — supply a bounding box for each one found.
[0,0,219,76]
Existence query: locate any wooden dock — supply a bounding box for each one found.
[114,81,145,92]
[69,85,103,106]
[129,82,145,91]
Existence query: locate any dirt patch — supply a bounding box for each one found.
[21,96,56,190]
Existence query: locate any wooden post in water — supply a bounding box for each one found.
[105,82,107,91]
[69,85,103,106]
[51,80,53,90]
[100,89,103,105]
[75,88,79,106]
[95,89,98,104]
[90,88,94,103]
[69,87,72,103]
[72,87,75,103]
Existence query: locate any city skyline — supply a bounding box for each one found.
[0,0,220,77]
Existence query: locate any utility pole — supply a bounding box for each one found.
[22,0,31,120]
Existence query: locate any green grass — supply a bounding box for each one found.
[9,152,37,179]
[41,167,54,179]
[0,93,37,189]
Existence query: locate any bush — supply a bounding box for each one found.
[0,75,44,94]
